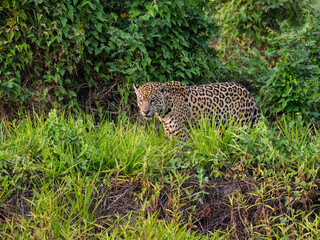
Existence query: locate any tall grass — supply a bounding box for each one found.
[189,114,320,181]
[0,110,179,180]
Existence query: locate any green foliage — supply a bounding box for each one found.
[222,8,320,119]
[0,0,97,109]
[260,11,320,117]
[105,0,220,85]
[216,0,312,46]
[0,0,220,113]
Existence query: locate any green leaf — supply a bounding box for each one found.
[8,31,14,42]
[60,17,67,27]
[68,4,74,22]
[96,23,102,33]
[165,10,171,22]
[96,12,105,22]
[69,91,77,97]
[62,27,69,37]
[128,9,140,18]
[149,9,155,17]
[192,24,197,34]
[176,0,183,9]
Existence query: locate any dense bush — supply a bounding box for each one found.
[105,0,220,84]
[260,11,320,118]
[222,7,320,120]
[215,0,313,48]
[0,0,220,115]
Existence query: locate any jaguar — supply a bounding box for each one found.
[133,81,259,142]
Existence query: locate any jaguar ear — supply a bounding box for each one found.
[159,84,167,94]
[133,83,139,93]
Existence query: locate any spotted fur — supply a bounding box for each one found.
[133,81,259,141]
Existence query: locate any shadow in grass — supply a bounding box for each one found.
[1,170,319,239]
[151,169,319,239]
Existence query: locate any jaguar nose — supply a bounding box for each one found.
[143,110,150,115]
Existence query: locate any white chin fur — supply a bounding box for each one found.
[141,114,153,120]
[143,116,152,120]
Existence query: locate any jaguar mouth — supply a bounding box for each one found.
[141,113,154,120]
[142,115,153,120]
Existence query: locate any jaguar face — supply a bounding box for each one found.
[133,83,166,120]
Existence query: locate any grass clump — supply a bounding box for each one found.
[0,110,178,180]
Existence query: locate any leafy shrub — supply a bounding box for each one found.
[260,10,320,118]
[0,0,220,115]
[215,0,313,47]
[0,0,97,110]
[105,0,222,107]
[222,8,320,120]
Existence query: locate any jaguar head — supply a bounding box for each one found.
[133,82,167,120]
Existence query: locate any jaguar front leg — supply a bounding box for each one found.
[162,120,188,153]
